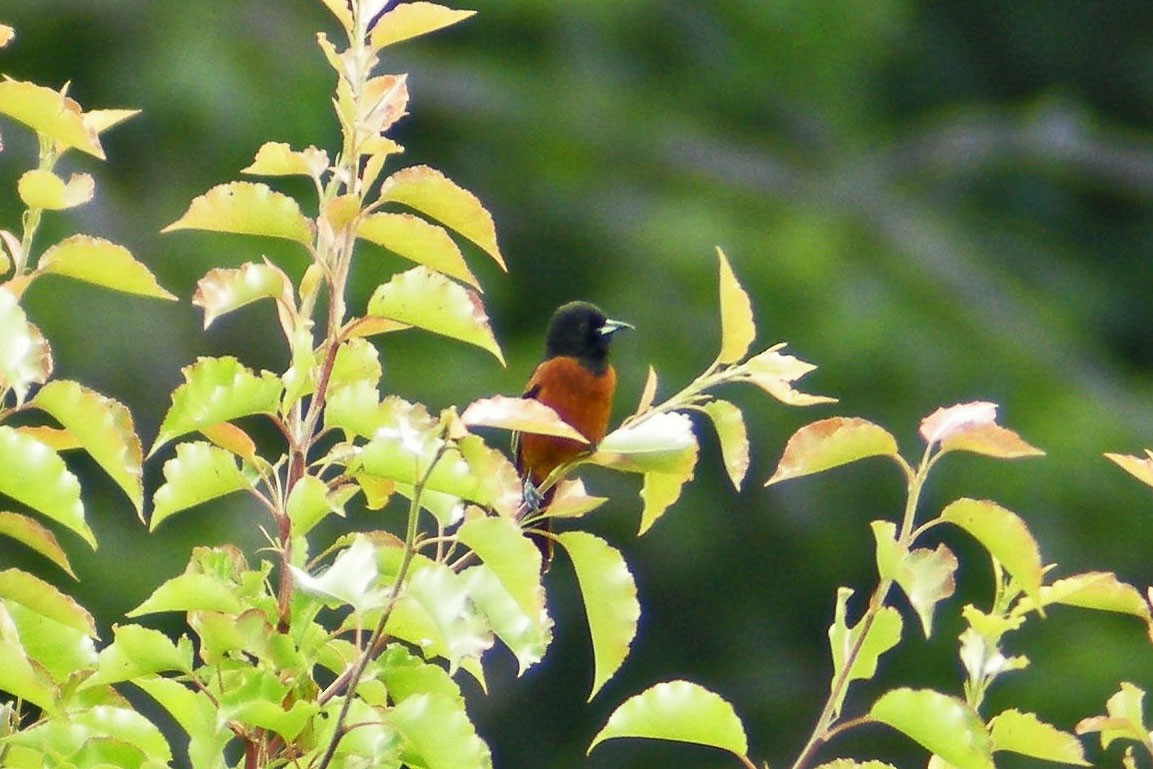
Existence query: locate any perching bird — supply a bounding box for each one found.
[515,301,632,563]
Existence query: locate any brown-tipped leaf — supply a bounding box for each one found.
[766,417,899,485]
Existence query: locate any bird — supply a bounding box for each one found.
[515,301,632,563]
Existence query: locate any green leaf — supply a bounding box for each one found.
[73,705,174,764]
[988,709,1089,765]
[391,693,493,769]
[0,568,96,636]
[828,587,903,719]
[286,475,351,537]
[37,235,176,299]
[1037,572,1151,622]
[152,356,283,452]
[85,623,193,687]
[0,79,103,157]
[192,260,294,329]
[328,336,384,394]
[941,498,1043,608]
[17,169,94,210]
[766,417,900,485]
[873,522,957,637]
[458,517,550,671]
[31,379,145,516]
[367,266,504,363]
[701,398,750,490]
[371,3,477,49]
[869,688,994,769]
[127,571,245,617]
[149,441,250,530]
[814,761,898,769]
[592,411,699,476]
[589,680,749,757]
[0,511,75,577]
[134,675,232,767]
[4,599,97,683]
[715,247,755,365]
[638,470,687,536]
[556,532,640,698]
[162,181,313,244]
[379,165,505,269]
[384,560,494,671]
[358,212,480,288]
[0,605,59,712]
[0,288,52,404]
[0,425,91,546]
[291,536,388,612]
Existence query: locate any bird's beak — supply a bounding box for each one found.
[600,318,634,337]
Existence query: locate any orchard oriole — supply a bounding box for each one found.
[516,301,632,561]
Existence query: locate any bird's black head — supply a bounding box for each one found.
[544,301,632,374]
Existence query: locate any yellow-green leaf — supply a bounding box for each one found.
[1107,450,1153,491]
[242,141,329,178]
[38,235,176,300]
[0,568,96,636]
[31,379,145,516]
[371,2,476,49]
[638,470,687,536]
[162,181,313,244]
[0,511,75,577]
[828,586,902,719]
[192,261,294,329]
[461,395,586,441]
[1037,572,1151,623]
[390,692,493,769]
[870,688,994,769]
[0,79,103,157]
[150,442,250,530]
[766,417,900,485]
[1075,682,1149,749]
[152,356,283,453]
[367,266,504,363]
[380,165,504,269]
[589,680,749,757]
[358,212,480,288]
[701,399,750,490]
[0,426,90,547]
[17,169,94,210]
[0,288,52,404]
[592,411,698,476]
[989,709,1089,765]
[556,532,639,698]
[941,498,1043,608]
[128,570,245,616]
[715,247,755,364]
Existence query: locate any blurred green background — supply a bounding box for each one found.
[6,1,1153,767]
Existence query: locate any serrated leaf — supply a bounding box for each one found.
[715,247,755,364]
[0,606,59,712]
[814,761,899,769]
[391,692,493,769]
[1107,450,1153,490]
[380,165,504,269]
[371,2,477,49]
[17,169,94,210]
[873,522,957,638]
[463,564,550,673]
[1037,572,1151,622]
[989,709,1089,765]
[461,395,586,441]
[358,212,480,288]
[941,498,1043,608]
[828,587,902,719]
[4,599,95,684]
[37,235,176,300]
[127,571,245,617]
[0,425,90,546]
[150,442,249,530]
[556,532,639,698]
[32,379,145,515]
[457,517,544,620]
[292,536,388,612]
[0,511,74,577]
[742,345,836,406]
[702,399,750,490]
[162,181,313,244]
[591,411,698,476]
[192,260,294,329]
[870,688,994,769]
[367,266,504,363]
[85,623,193,687]
[0,568,96,636]
[385,560,493,670]
[286,475,350,537]
[1075,682,1149,749]
[766,417,900,485]
[72,705,173,763]
[638,470,687,536]
[0,79,103,158]
[589,680,749,757]
[152,356,282,452]
[0,288,52,403]
[941,424,1045,459]
[242,141,329,178]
